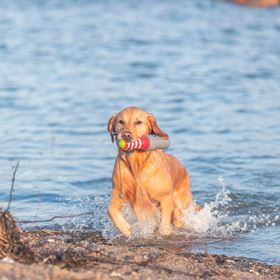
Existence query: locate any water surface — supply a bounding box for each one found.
[0,0,279,264]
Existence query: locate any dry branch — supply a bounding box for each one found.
[6,160,20,212]
[19,211,95,224]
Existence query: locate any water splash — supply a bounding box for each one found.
[181,176,279,239]
[55,176,279,242]
[182,176,235,238]
[125,176,236,239]
[60,194,116,238]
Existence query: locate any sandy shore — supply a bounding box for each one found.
[0,229,279,280]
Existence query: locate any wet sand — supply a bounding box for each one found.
[0,229,279,280]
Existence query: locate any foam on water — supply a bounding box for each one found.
[121,176,240,239]
[180,177,279,240]
[182,176,242,238]
[60,176,279,244]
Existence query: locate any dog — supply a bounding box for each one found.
[233,0,279,7]
[107,107,201,236]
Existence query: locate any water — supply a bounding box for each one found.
[0,0,279,264]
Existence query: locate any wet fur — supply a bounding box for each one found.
[107,107,201,236]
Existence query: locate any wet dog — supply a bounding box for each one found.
[107,107,201,236]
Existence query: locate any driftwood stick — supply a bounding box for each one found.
[6,160,20,213]
[19,211,95,224]
[2,160,94,225]
[2,159,95,225]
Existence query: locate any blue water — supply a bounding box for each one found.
[0,0,280,264]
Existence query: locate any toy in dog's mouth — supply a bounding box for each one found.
[118,135,170,152]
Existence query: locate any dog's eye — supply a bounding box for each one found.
[118,120,124,125]
[135,120,142,125]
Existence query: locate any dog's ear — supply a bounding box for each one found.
[147,113,169,140]
[107,115,117,143]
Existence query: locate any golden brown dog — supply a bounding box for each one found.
[107,107,201,237]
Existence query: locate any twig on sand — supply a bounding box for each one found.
[6,160,20,213]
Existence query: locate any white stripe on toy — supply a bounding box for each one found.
[138,138,142,149]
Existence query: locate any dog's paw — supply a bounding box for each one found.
[122,225,132,237]
[159,225,172,236]
[174,220,184,228]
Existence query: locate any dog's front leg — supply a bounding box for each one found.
[159,195,173,236]
[108,189,131,237]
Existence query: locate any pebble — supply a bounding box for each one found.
[47,239,55,243]
[0,257,15,264]
[110,271,122,278]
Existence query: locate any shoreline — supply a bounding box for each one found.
[0,229,279,280]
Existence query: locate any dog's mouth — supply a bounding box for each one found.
[115,132,140,152]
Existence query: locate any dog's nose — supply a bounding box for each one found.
[122,131,132,141]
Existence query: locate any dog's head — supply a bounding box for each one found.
[107,107,168,144]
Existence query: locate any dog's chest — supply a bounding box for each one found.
[125,160,172,199]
